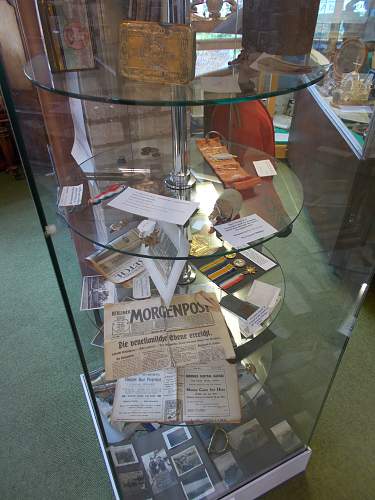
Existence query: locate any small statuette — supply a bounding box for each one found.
[225,253,237,259]
[137,220,160,247]
[233,258,246,268]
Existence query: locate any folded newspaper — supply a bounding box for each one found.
[111,360,241,424]
[104,293,235,380]
[86,229,144,284]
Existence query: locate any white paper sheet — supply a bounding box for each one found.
[215,214,277,248]
[247,280,281,309]
[58,184,83,207]
[240,248,277,271]
[108,187,199,226]
[253,159,277,177]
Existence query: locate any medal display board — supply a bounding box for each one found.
[3,1,375,499]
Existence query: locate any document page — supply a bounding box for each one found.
[104,293,235,380]
[112,368,178,422]
[111,361,241,424]
[178,361,241,423]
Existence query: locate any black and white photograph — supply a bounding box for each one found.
[213,451,243,488]
[141,448,177,494]
[270,420,302,453]
[171,445,203,477]
[80,275,115,310]
[162,425,192,450]
[228,418,268,455]
[180,468,215,500]
[118,470,146,495]
[110,444,138,466]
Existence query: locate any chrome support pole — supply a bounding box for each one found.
[165,0,195,190]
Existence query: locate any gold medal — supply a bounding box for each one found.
[225,253,237,260]
[233,258,246,268]
[242,265,257,275]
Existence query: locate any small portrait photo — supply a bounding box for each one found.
[270,420,301,453]
[110,444,138,466]
[162,425,192,450]
[80,275,115,311]
[213,451,243,488]
[141,448,177,495]
[228,418,268,455]
[118,470,145,495]
[171,445,203,477]
[181,468,215,500]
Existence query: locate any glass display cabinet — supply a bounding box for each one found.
[1,1,374,499]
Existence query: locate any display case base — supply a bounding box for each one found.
[80,374,312,500]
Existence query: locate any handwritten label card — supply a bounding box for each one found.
[59,184,83,207]
[253,160,277,177]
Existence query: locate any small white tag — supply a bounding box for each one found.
[132,272,151,299]
[240,248,277,271]
[253,160,277,177]
[59,184,83,207]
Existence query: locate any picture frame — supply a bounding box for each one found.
[37,0,96,72]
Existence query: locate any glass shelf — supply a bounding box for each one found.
[91,245,282,427]
[25,52,327,107]
[57,141,303,259]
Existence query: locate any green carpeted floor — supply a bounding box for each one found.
[0,172,374,500]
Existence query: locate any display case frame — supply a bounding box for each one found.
[1,1,374,499]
